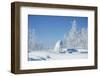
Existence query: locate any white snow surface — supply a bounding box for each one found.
[28,49,88,61]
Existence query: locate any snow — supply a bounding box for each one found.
[28,49,88,61]
[77,49,88,53]
[28,20,88,61]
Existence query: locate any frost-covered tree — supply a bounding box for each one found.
[28,28,37,51]
[79,28,88,49]
[63,20,88,49]
[64,20,79,48]
[28,28,45,51]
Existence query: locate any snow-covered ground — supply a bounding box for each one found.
[28,49,88,61]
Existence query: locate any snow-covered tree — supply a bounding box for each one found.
[28,28,45,51]
[79,28,88,49]
[64,20,79,48]
[28,28,37,51]
[63,20,88,49]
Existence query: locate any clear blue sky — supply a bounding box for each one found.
[28,15,88,48]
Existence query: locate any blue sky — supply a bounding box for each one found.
[28,15,88,48]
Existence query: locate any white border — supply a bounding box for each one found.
[20,7,95,70]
